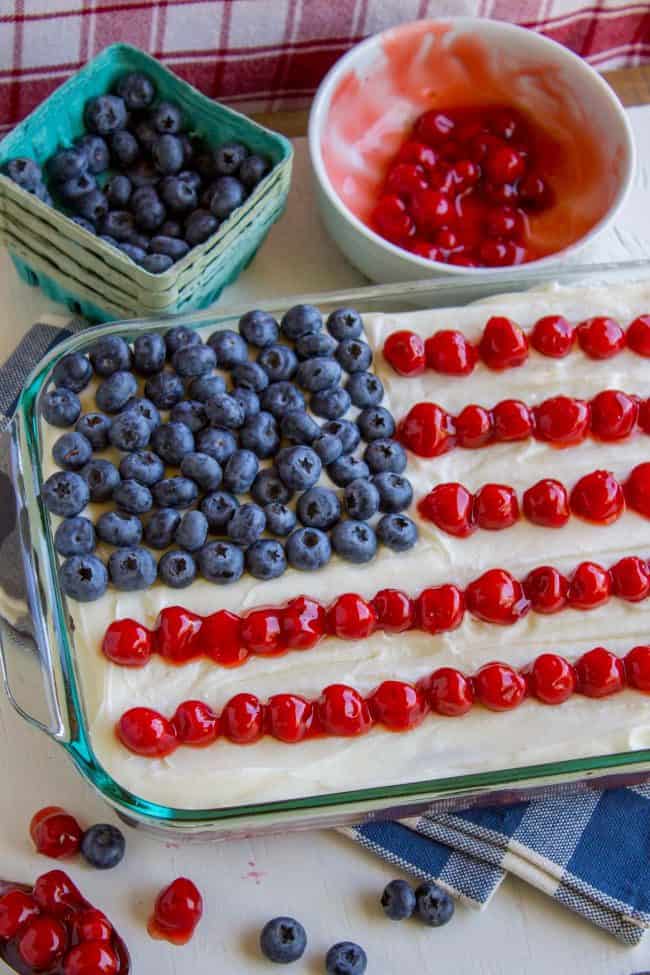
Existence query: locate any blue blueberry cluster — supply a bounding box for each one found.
[2,71,271,273]
[42,304,418,601]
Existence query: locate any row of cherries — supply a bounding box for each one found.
[418,465,649,536]
[383,314,650,377]
[116,644,650,756]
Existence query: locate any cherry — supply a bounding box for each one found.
[626,315,650,356]
[492,400,532,442]
[522,479,570,527]
[523,566,569,614]
[482,181,519,205]
[172,700,219,747]
[484,144,525,184]
[479,238,522,267]
[416,109,456,144]
[625,645,650,691]
[0,889,40,939]
[73,908,113,943]
[281,595,326,649]
[639,399,650,434]
[465,569,530,625]
[474,662,526,711]
[29,806,83,860]
[267,694,314,743]
[371,194,414,243]
[385,163,428,201]
[64,941,119,975]
[474,483,519,530]
[411,189,453,233]
[418,483,475,537]
[432,227,459,250]
[590,390,638,441]
[610,556,650,602]
[423,667,474,716]
[624,462,650,518]
[117,707,178,757]
[396,140,438,171]
[530,315,575,357]
[221,694,264,744]
[372,589,415,632]
[577,316,625,359]
[102,619,152,667]
[317,685,373,736]
[479,316,528,370]
[533,395,590,445]
[575,647,625,697]
[417,585,465,634]
[33,871,83,919]
[149,877,203,946]
[518,172,554,211]
[17,916,67,970]
[369,681,427,730]
[409,239,442,261]
[240,608,285,655]
[469,130,502,162]
[424,330,477,375]
[455,405,493,448]
[486,205,523,239]
[398,402,456,457]
[197,609,246,666]
[488,106,522,140]
[450,158,480,189]
[524,654,576,705]
[327,593,377,640]
[154,606,202,663]
[567,561,611,610]
[383,330,426,376]
[570,469,625,524]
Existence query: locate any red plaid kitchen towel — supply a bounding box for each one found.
[0,0,649,134]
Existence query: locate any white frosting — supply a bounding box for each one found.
[42,279,650,809]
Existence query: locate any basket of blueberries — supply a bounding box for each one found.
[0,44,292,323]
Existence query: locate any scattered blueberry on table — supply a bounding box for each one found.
[259,916,307,964]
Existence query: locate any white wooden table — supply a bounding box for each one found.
[1,128,650,974]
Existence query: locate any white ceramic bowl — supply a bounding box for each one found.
[308,18,635,282]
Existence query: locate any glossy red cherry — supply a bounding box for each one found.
[417,584,465,634]
[102,619,152,667]
[484,145,525,184]
[568,561,611,610]
[383,330,426,376]
[424,330,477,375]
[64,941,119,975]
[624,462,650,518]
[465,569,530,625]
[488,106,522,140]
[267,694,314,743]
[530,315,574,357]
[486,205,524,239]
[590,390,638,441]
[372,194,414,243]
[522,479,570,528]
[411,189,453,233]
[17,915,67,970]
[32,871,82,919]
[474,483,519,530]
[575,647,625,698]
[570,470,625,524]
[398,402,456,457]
[0,888,40,939]
[196,609,245,666]
[396,140,438,171]
[372,589,415,632]
[610,556,650,602]
[423,667,474,716]
[172,700,219,747]
[474,662,526,711]
[577,316,625,359]
[639,399,650,434]
[479,316,528,370]
[385,163,428,201]
[30,806,82,859]
[369,681,427,731]
[524,654,576,705]
[154,606,202,663]
[416,109,456,144]
[327,593,377,640]
[533,396,590,446]
[479,238,524,267]
[518,172,554,211]
[625,645,650,691]
[455,405,494,448]
[418,483,475,537]
[241,608,285,655]
[281,595,326,649]
[523,566,569,614]
[626,314,650,356]
[492,399,532,441]
[450,158,480,189]
[317,685,373,736]
[221,694,264,744]
[72,908,113,943]
[117,707,178,757]
[148,877,203,946]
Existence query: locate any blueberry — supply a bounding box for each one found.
[131,185,160,211]
[121,396,161,431]
[188,375,226,405]
[47,148,88,183]
[80,823,126,870]
[59,554,108,601]
[127,159,160,188]
[313,434,343,464]
[175,510,208,551]
[142,253,173,273]
[42,471,89,516]
[281,408,320,443]
[286,527,331,571]
[331,519,377,563]
[357,406,396,442]
[277,445,322,491]
[52,432,92,470]
[297,486,341,529]
[200,491,239,532]
[77,188,110,224]
[257,344,297,382]
[337,338,372,373]
[185,209,218,245]
[325,941,367,975]
[3,157,42,191]
[198,540,244,584]
[209,175,245,219]
[71,216,96,234]
[214,141,248,175]
[227,502,266,546]
[97,511,143,547]
[159,550,197,588]
[149,235,190,260]
[118,450,164,485]
[84,94,127,135]
[179,454,220,493]
[295,332,337,360]
[116,71,155,111]
[251,470,291,510]
[89,336,131,376]
[134,194,165,232]
[327,455,370,488]
[377,513,418,551]
[113,479,153,515]
[239,154,270,190]
[151,100,183,134]
[76,412,111,450]
[363,439,407,475]
[264,502,296,537]
[110,129,140,168]
[414,882,454,927]
[344,478,380,520]
[196,426,238,464]
[310,386,351,420]
[231,386,260,421]
[205,393,245,430]
[322,419,360,454]
[160,219,183,238]
[159,174,199,214]
[172,343,216,378]
[346,372,384,408]
[54,517,96,557]
[231,361,269,393]
[223,449,258,494]
[133,332,166,374]
[260,382,305,419]
[42,387,81,427]
[165,324,201,355]
[207,328,248,368]
[170,399,207,433]
[239,412,279,459]
[177,169,201,191]
[151,477,198,509]
[260,916,306,965]
[327,307,363,341]
[95,370,137,413]
[281,304,323,340]
[130,118,158,155]
[59,172,96,205]
[144,371,185,409]
[152,133,184,174]
[76,134,110,174]
[373,472,413,513]
[144,508,181,549]
[380,880,416,921]
[118,242,147,263]
[239,309,279,348]
[246,539,287,580]
[80,459,120,501]
[109,546,157,590]
[34,183,53,205]
[295,356,342,393]
[98,211,134,243]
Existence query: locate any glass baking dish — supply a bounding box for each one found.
[3,258,650,841]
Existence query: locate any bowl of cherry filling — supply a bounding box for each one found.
[309,17,635,281]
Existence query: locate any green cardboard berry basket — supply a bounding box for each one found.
[0,43,293,323]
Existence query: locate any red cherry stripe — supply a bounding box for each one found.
[116,644,650,754]
[383,314,650,377]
